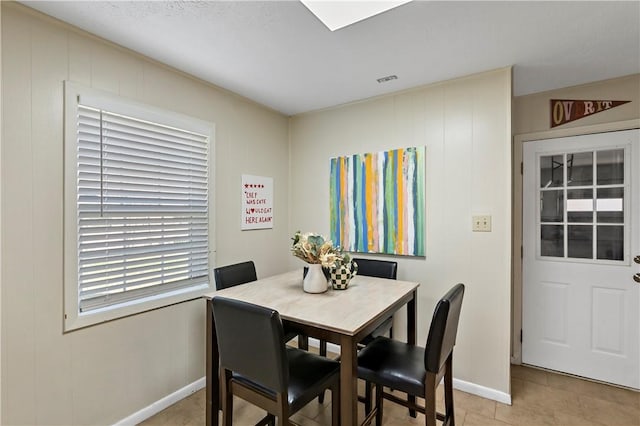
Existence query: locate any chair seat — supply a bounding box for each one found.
[234,347,340,412]
[357,336,427,398]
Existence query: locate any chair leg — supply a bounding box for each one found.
[399,311,413,419]
[331,384,340,426]
[409,392,417,418]
[364,380,373,415]
[255,414,275,426]
[375,382,384,426]
[424,373,437,426]
[276,393,290,426]
[444,355,455,426]
[317,340,328,403]
[222,371,234,426]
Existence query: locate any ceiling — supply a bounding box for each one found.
[21,1,640,116]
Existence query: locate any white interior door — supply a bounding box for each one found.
[522,129,639,390]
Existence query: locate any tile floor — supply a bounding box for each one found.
[140,364,640,425]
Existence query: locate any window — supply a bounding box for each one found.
[64,82,214,331]
[538,148,628,263]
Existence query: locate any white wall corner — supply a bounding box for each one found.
[0,2,4,422]
[113,377,205,426]
[453,378,512,406]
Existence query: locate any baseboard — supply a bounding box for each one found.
[326,341,341,354]
[112,369,510,424]
[453,378,512,405]
[113,377,206,425]
[306,338,341,355]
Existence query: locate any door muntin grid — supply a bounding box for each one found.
[537,148,629,263]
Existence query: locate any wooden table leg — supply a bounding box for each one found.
[340,335,358,426]
[206,299,219,426]
[298,334,309,350]
[407,289,417,345]
[408,290,417,418]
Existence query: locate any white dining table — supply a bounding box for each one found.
[203,269,419,426]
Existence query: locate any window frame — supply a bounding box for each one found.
[64,81,216,331]
[535,146,630,265]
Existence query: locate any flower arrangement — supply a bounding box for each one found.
[291,231,345,268]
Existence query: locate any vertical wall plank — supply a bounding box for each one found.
[88,41,119,94]
[30,19,73,425]
[1,7,36,424]
[68,31,92,87]
[0,3,4,422]
[442,78,474,278]
[114,49,144,99]
[419,84,446,340]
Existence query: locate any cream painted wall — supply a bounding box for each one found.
[511,74,640,362]
[0,3,3,422]
[1,3,290,425]
[289,69,513,396]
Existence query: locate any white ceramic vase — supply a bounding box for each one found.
[303,264,328,293]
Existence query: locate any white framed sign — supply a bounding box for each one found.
[241,175,274,230]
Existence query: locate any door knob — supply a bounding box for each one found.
[634,255,640,264]
[635,274,640,284]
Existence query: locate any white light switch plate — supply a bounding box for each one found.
[472,215,492,232]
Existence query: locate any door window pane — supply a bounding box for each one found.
[597,149,624,185]
[535,146,627,264]
[597,226,623,261]
[568,225,593,259]
[567,152,593,186]
[541,190,564,222]
[596,188,624,223]
[540,155,564,188]
[567,189,593,223]
[541,225,564,257]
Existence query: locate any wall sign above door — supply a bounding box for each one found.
[550,99,630,128]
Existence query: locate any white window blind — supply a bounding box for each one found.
[76,104,210,313]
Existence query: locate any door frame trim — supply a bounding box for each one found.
[511,119,640,364]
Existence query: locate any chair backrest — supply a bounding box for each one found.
[212,297,289,392]
[352,258,398,280]
[214,261,257,290]
[424,284,465,373]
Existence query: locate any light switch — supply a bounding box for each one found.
[472,215,492,232]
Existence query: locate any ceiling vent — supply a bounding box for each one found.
[377,75,398,83]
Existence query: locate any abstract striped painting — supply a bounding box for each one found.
[330,146,425,256]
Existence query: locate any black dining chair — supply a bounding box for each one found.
[213,261,303,345]
[350,258,399,412]
[352,258,398,343]
[352,257,398,280]
[212,297,341,426]
[213,260,258,290]
[357,283,465,426]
